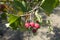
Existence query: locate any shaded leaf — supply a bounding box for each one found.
[41,0,59,15]
[13,1,27,12]
[1,12,7,20]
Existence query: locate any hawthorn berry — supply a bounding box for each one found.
[25,22,30,28]
[34,23,40,29]
[30,22,35,27]
[32,29,37,33]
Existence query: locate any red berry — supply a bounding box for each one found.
[25,22,30,28]
[34,23,40,29]
[30,22,35,27]
[32,29,37,33]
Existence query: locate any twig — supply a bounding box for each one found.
[29,2,40,13]
[29,6,39,13]
[19,13,30,17]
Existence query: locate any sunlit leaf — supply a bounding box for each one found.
[7,14,27,31]
[10,18,20,30]
[7,14,19,24]
[35,10,42,23]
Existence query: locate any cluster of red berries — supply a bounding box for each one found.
[25,21,40,33]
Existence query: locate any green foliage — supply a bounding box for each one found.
[1,12,7,20]
[7,14,19,24]
[0,0,60,31]
[7,14,27,31]
[41,0,59,16]
[12,0,27,12]
[7,14,20,30]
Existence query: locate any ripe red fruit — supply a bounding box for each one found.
[30,22,35,27]
[34,23,40,29]
[32,29,37,33]
[25,22,30,28]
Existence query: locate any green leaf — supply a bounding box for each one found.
[8,14,27,31]
[10,17,21,30]
[22,1,26,8]
[13,3,21,11]
[13,1,27,12]
[7,14,19,24]
[41,0,59,14]
[10,22,18,30]
[35,10,42,23]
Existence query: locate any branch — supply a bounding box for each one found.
[29,2,40,13]
[19,13,30,17]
